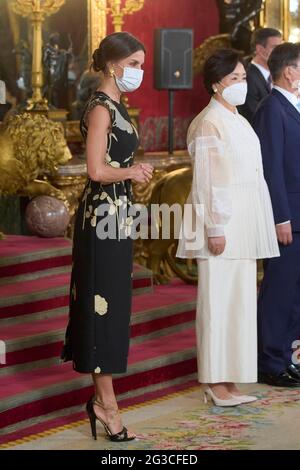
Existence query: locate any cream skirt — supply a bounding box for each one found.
[196,257,257,383]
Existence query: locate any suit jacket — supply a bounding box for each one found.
[253,88,300,232]
[238,63,270,122]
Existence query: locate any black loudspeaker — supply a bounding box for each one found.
[154,28,193,90]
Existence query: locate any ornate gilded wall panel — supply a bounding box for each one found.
[260,0,299,41]
[88,0,107,60]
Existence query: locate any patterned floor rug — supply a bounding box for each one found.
[3,383,300,450]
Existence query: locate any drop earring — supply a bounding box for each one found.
[109,69,114,78]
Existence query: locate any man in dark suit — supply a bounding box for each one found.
[253,42,300,387]
[239,28,282,122]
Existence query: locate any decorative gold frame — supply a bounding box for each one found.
[260,0,291,40]
[88,0,107,61]
[6,1,108,86]
[88,0,146,58]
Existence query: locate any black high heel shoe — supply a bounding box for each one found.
[86,396,135,442]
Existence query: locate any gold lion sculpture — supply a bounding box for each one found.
[0,113,72,240]
[147,167,197,284]
[0,112,72,201]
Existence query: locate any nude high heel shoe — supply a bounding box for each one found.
[203,386,241,407]
[231,394,257,404]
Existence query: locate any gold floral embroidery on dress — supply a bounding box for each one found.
[108,102,134,135]
[84,204,97,227]
[82,97,114,137]
[93,190,120,214]
[91,188,129,239]
[71,283,76,301]
[94,294,108,315]
[132,123,139,138]
[82,181,92,230]
[119,215,134,237]
[123,152,134,164]
[82,186,92,201]
[105,152,120,168]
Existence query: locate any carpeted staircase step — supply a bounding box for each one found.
[0,235,72,283]
[0,327,197,432]
[0,272,70,320]
[0,265,153,322]
[131,263,153,296]
[0,235,153,296]
[0,280,196,372]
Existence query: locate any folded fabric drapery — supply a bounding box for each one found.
[191,121,232,238]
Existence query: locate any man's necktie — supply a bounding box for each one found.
[267,74,272,92]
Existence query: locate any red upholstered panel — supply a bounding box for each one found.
[107,0,219,122]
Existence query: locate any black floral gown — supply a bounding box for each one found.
[61,91,139,374]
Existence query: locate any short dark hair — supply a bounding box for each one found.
[203,49,244,96]
[251,27,282,51]
[268,42,300,81]
[91,32,145,73]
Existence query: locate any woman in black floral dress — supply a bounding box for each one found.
[61,32,153,442]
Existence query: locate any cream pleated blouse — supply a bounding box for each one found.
[176,97,280,259]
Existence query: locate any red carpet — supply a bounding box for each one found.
[0,235,197,445]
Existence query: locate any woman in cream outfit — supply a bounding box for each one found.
[177,49,279,406]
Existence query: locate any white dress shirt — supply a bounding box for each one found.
[273,85,299,110]
[251,61,271,84]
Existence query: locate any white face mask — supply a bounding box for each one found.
[220,81,248,106]
[114,65,144,93]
